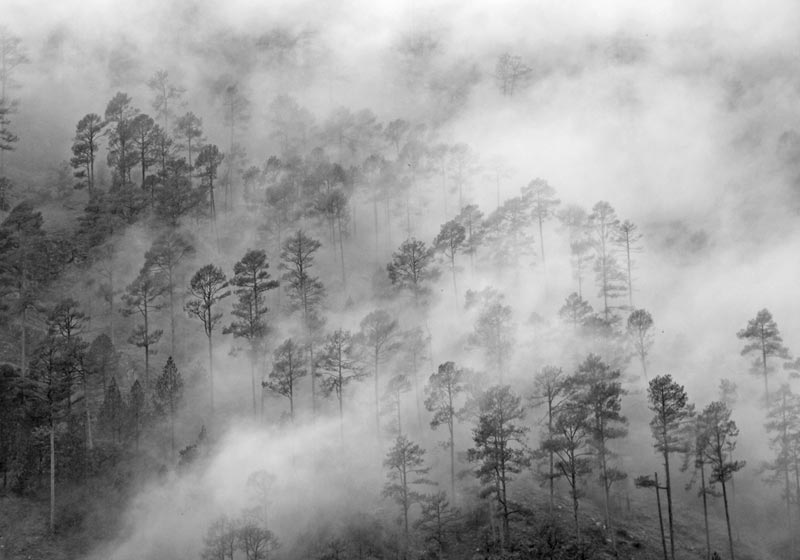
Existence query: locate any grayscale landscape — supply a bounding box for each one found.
[0,1,798,559]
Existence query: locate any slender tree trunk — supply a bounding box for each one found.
[169,281,176,358]
[655,473,668,560]
[208,332,214,416]
[625,235,633,308]
[721,477,735,560]
[700,462,711,560]
[83,375,93,451]
[250,347,257,417]
[448,386,456,502]
[374,349,380,439]
[338,374,344,446]
[50,418,55,534]
[571,469,580,541]
[373,198,379,266]
[338,214,347,290]
[662,432,675,560]
[21,305,27,379]
[538,214,545,269]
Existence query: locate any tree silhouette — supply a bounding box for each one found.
[121,266,167,391]
[263,338,306,422]
[185,264,230,414]
[648,374,694,560]
[153,356,183,459]
[467,385,529,549]
[317,328,363,443]
[701,401,745,560]
[357,310,400,438]
[225,250,279,417]
[144,230,195,356]
[387,237,439,307]
[424,361,467,501]
[737,309,789,405]
[628,309,654,382]
[383,435,434,551]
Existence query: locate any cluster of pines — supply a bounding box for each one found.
[0,28,796,560]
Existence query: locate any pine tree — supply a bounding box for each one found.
[701,401,745,560]
[224,250,279,416]
[264,338,306,422]
[529,365,569,510]
[648,374,694,560]
[357,310,400,438]
[736,309,789,405]
[523,178,560,269]
[628,309,654,382]
[280,230,325,415]
[383,435,434,551]
[424,361,467,501]
[387,237,439,307]
[153,356,183,458]
[588,201,626,320]
[545,405,593,541]
[467,385,529,549]
[572,354,628,549]
[186,264,230,415]
[121,266,167,391]
[144,230,195,357]
[317,328,364,443]
[70,114,105,195]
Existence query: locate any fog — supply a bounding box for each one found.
[3,0,800,558]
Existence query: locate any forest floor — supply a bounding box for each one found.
[0,478,786,560]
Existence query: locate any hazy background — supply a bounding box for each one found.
[3,0,799,557]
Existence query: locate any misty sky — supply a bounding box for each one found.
[4,2,800,557]
[5,0,800,428]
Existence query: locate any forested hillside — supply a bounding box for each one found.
[2,2,800,560]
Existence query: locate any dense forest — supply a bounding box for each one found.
[2,2,800,560]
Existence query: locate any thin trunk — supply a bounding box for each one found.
[662,426,675,560]
[309,342,316,419]
[250,348,257,417]
[700,461,711,560]
[169,279,175,358]
[144,307,150,391]
[208,332,214,416]
[338,368,344,446]
[449,421,455,502]
[374,349,380,439]
[572,468,580,541]
[21,305,27,379]
[548,397,554,511]
[721,477,735,560]
[373,198,379,267]
[83,375,93,450]
[50,419,55,534]
[625,234,633,308]
[538,213,545,269]
[655,473,668,560]
[170,402,175,459]
[412,350,421,430]
[338,214,347,290]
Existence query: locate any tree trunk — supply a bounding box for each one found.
[721,478,735,560]
[548,398,554,511]
[662,428,675,560]
[83,375,93,451]
[50,418,55,534]
[250,348,257,417]
[208,332,215,416]
[700,462,711,560]
[654,474,668,560]
[374,349,380,439]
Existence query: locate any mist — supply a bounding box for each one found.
[2,1,800,559]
